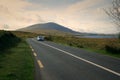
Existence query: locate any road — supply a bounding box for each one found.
[27,38,120,80]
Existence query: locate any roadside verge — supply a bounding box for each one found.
[0,40,34,80]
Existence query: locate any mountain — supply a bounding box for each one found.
[18,22,76,34]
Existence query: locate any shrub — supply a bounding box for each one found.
[45,35,54,41]
[118,33,120,39]
[105,39,120,54]
[0,31,21,52]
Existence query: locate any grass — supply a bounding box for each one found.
[45,35,120,58]
[11,31,38,38]
[0,40,34,80]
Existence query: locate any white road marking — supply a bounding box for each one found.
[33,52,37,57]
[37,60,44,68]
[33,39,120,76]
[32,49,34,52]
[29,42,44,69]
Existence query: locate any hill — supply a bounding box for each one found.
[18,22,77,35]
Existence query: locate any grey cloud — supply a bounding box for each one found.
[25,0,82,8]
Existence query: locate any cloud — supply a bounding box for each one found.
[55,0,118,34]
[0,0,43,29]
[0,0,119,34]
[25,0,81,8]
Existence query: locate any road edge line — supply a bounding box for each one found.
[33,39,120,76]
[37,60,44,68]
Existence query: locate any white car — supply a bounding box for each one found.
[37,36,45,41]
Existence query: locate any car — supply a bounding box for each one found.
[37,36,45,41]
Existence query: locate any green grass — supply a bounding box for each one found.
[0,40,34,80]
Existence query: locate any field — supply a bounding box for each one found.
[11,31,38,38]
[0,30,34,80]
[0,40,34,80]
[45,35,120,58]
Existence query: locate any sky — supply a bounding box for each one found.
[0,0,119,34]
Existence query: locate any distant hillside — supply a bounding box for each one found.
[18,22,76,34]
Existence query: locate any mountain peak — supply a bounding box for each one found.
[18,22,76,34]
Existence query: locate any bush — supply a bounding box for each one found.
[105,39,120,54]
[118,33,120,39]
[45,35,54,41]
[0,31,21,52]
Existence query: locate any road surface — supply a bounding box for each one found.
[27,38,120,80]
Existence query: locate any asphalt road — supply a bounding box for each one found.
[27,38,120,80]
